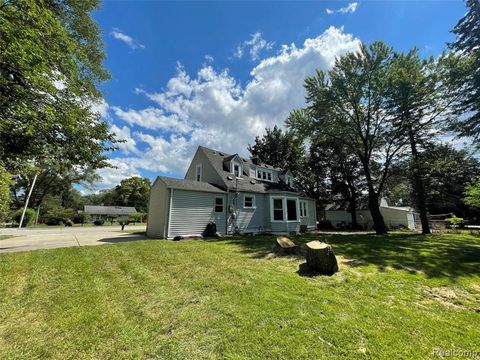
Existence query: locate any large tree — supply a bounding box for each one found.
[385,49,462,234]
[0,0,116,174]
[248,126,305,174]
[289,42,407,234]
[109,177,151,212]
[385,143,480,217]
[450,0,480,146]
[309,138,366,228]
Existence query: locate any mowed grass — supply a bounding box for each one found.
[0,232,479,359]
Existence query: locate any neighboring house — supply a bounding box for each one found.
[146,146,317,238]
[84,205,137,222]
[324,198,419,230]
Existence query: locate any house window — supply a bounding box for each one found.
[233,163,241,177]
[196,164,202,182]
[214,197,224,213]
[285,175,292,187]
[244,195,255,208]
[300,201,308,217]
[257,169,273,181]
[287,199,298,221]
[273,198,284,221]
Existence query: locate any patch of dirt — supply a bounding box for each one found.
[342,258,369,267]
[423,286,480,313]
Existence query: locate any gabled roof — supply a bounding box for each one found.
[84,205,137,215]
[158,176,226,194]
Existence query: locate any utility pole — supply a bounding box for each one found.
[18,173,38,229]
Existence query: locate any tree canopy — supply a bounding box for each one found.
[450,0,480,146]
[0,0,116,173]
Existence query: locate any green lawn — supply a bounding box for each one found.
[0,232,479,359]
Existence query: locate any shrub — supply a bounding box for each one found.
[94,219,104,226]
[42,206,74,226]
[317,220,334,230]
[12,208,37,227]
[0,165,13,223]
[446,214,464,230]
[72,212,91,224]
[65,219,74,227]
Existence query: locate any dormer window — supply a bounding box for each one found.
[256,169,273,182]
[234,164,240,177]
[285,175,293,187]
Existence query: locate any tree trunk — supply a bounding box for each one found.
[409,129,431,234]
[362,160,388,235]
[349,189,358,229]
[305,241,339,275]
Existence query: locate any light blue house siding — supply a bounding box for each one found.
[169,190,226,238]
[227,192,268,233]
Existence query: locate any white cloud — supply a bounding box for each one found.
[327,2,358,14]
[95,158,141,190]
[110,124,140,155]
[106,27,360,178]
[234,32,274,60]
[204,54,214,63]
[339,2,358,13]
[110,28,145,50]
[90,99,109,118]
[112,106,191,133]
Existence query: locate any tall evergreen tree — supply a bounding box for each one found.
[385,49,462,234]
[450,0,480,146]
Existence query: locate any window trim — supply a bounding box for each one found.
[195,163,203,182]
[300,201,308,217]
[272,197,284,222]
[214,197,224,213]
[257,169,273,182]
[231,160,242,178]
[270,196,300,222]
[244,194,255,209]
[286,198,298,221]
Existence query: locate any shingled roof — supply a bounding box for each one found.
[197,146,297,194]
[157,176,226,194]
[84,205,137,215]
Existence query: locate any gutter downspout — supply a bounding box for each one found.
[166,188,173,239]
[225,189,229,235]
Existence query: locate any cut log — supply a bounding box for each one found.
[276,236,299,254]
[305,241,339,275]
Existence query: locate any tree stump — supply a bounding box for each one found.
[276,236,299,254]
[305,241,339,275]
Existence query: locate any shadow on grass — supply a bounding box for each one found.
[205,232,480,279]
[98,233,148,244]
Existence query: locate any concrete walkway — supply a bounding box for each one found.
[0,225,147,254]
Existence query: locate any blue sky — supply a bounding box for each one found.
[90,1,466,189]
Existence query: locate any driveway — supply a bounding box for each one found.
[0,225,147,254]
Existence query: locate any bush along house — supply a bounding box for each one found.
[146,146,317,238]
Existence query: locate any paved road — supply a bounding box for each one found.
[0,225,147,254]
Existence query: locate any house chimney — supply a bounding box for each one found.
[251,155,260,165]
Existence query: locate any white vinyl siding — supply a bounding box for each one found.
[169,190,226,237]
